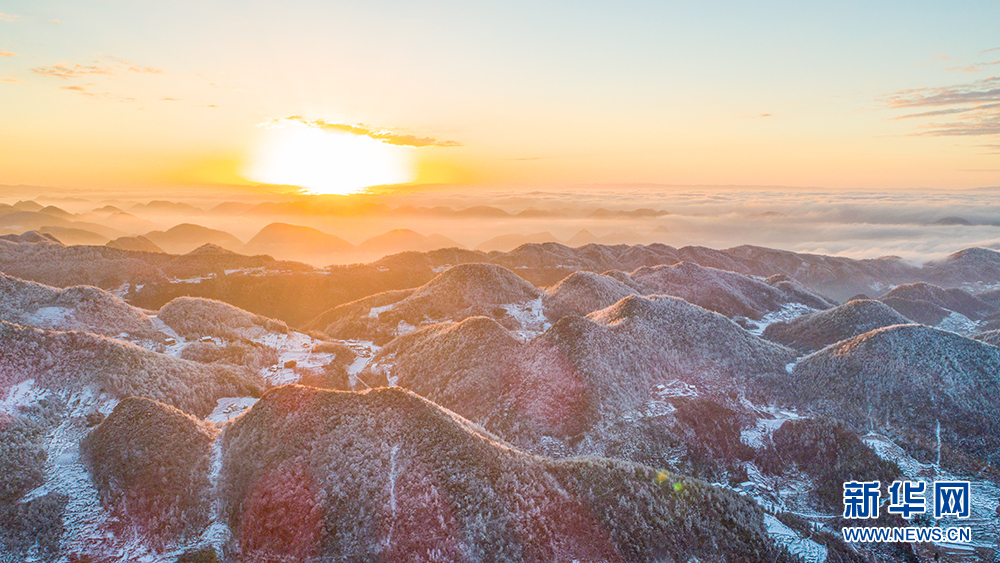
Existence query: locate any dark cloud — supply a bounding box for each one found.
[884,77,1000,136]
[281,116,461,148]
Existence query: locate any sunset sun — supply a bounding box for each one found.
[242,121,415,195]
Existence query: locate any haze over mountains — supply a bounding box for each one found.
[3,187,1000,561]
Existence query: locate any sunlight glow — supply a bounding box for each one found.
[242,122,415,195]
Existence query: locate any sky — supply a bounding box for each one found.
[1,0,999,193]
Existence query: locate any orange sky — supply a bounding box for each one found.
[1,1,998,193]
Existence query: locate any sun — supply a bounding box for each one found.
[241,121,415,195]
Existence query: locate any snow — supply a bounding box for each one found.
[368,303,397,319]
[746,303,816,336]
[199,431,231,555]
[740,411,796,449]
[206,397,258,424]
[0,379,48,414]
[224,266,265,276]
[26,306,71,328]
[259,331,339,386]
[15,388,132,561]
[763,513,828,563]
[503,297,550,339]
[168,274,217,284]
[937,311,978,335]
[385,444,400,547]
[149,315,187,357]
[863,432,1000,552]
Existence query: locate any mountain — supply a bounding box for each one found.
[106,235,165,253]
[932,216,973,226]
[81,397,217,544]
[475,232,559,252]
[357,229,463,254]
[628,261,834,320]
[144,224,245,254]
[158,296,288,340]
[0,320,263,416]
[12,200,43,212]
[219,385,794,562]
[879,296,951,326]
[881,282,996,320]
[542,271,639,321]
[567,229,598,246]
[768,324,1000,470]
[0,230,61,244]
[974,329,1000,347]
[38,226,110,246]
[129,201,206,215]
[762,299,910,354]
[365,295,794,440]
[38,206,74,220]
[208,202,255,215]
[310,263,543,343]
[0,232,306,291]
[0,211,124,240]
[245,222,354,256]
[0,273,162,341]
[723,245,920,301]
[924,247,1000,286]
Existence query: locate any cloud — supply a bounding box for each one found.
[279,116,461,147]
[31,59,162,80]
[946,58,1000,73]
[58,83,136,102]
[883,77,1000,136]
[1,77,19,83]
[0,51,15,57]
[0,13,18,22]
[741,113,773,119]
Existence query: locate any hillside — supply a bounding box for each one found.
[106,235,165,253]
[364,295,794,440]
[768,324,1000,469]
[0,231,309,292]
[158,296,288,340]
[628,261,834,320]
[312,263,544,343]
[357,229,463,254]
[542,271,639,321]
[244,222,354,259]
[881,282,996,320]
[0,273,162,341]
[82,397,217,544]
[762,299,910,353]
[220,385,794,562]
[144,224,245,254]
[0,320,262,416]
